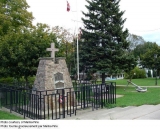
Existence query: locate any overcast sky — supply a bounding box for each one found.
[26,0,160,44]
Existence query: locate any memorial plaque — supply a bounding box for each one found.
[55,82,64,89]
[54,72,63,82]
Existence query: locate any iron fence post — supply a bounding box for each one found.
[10,90,12,113]
[83,86,86,108]
[100,84,103,108]
[44,95,45,120]
[62,89,65,118]
[24,93,26,119]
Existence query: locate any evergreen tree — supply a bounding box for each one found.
[80,0,131,83]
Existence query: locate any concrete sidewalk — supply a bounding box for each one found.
[1,104,160,120]
[64,104,160,120]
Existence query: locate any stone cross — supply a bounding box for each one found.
[46,43,59,59]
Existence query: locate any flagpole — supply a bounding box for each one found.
[76,0,79,81]
[77,31,79,81]
[67,0,79,81]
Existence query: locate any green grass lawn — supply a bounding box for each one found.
[105,78,160,108]
[0,110,23,120]
[107,78,160,86]
[114,86,160,107]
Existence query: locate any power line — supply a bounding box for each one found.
[133,28,160,32]
[71,19,83,23]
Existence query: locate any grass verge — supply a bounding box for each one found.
[107,78,160,86]
[114,86,160,107]
[0,110,23,120]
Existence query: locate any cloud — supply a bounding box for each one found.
[26,0,160,45]
[120,0,160,45]
[141,30,160,45]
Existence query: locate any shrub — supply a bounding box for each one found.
[124,67,146,79]
[0,76,35,86]
[28,76,35,84]
[124,72,129,79]
[0,77,14,84]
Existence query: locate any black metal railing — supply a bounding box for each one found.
[0,82,116,120]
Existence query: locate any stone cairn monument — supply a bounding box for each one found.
[33,43,74,110]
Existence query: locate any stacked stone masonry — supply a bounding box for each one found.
[33,57,74,110]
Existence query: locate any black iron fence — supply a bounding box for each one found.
[0,82,116,120]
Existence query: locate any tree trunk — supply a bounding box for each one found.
[101,73,105,84]
[25,76,28,88]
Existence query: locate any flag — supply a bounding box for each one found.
[67,1,70,12]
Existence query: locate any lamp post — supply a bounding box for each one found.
[154,54,157,85]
